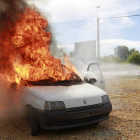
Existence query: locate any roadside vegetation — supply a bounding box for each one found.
[100,46,140,65]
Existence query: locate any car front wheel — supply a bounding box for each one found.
[30,109,41,136]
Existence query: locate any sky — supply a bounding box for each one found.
[26,0,140,56]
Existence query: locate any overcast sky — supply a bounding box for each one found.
[27,0,140,56]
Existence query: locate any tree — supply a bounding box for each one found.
[127,52,140,65]
[129,48,136,55]
[101,55,124,63]
[113,56,126,63]
[114,46,129,60]
[101,55,114,63]
[129,48,139,55]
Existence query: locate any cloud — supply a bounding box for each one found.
[100,17,134,30]
[26,0,140,38]
[25,0,140,56]
[26,0,140,23]
[101,39,140,48]
[100,39,140,56]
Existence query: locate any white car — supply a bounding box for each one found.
[18,62,112,136]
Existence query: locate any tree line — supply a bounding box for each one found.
[101,46,140,65]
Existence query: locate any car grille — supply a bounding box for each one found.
[57,114,108,126]
[66,103,103,112]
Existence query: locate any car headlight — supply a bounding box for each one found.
[44,101,66,111]
[102,95,110,104]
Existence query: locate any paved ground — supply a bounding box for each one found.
[0,78,140,140]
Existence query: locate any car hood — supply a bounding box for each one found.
[24,82,107,101]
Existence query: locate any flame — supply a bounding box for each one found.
[0,105,5,111]
[0,8,80,86]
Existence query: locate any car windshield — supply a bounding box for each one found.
[24,73,82,86]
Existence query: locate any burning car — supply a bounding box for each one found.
[0,4,112,136]
[18,62,112,136]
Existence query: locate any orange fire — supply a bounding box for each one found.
[0,8,79,86]
[0,105,5,111]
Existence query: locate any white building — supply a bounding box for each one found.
[74,40,96,62]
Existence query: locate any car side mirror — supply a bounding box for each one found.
[84,78,97,84]
[88,78,97,84]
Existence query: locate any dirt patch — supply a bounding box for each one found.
[0,78,140,140]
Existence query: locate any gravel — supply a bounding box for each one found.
[0,78,140,140]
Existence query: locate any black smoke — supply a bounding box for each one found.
[0,0,27,31]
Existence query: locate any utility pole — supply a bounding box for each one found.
[97,6,101,62]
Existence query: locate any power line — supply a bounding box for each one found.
[100,14,140,19]
[54,20,94,34]
[68,22,96,46]
[54,14,140,34]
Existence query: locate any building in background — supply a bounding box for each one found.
[74,40,96,62]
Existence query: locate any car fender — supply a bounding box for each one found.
[19,90,45,114]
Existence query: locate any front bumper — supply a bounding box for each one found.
[35,103,112,130]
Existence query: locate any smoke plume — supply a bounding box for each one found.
[100,63,140,79]
[0,0,27,31]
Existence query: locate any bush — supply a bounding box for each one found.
[101,55,127,63]
[127,52,140,65]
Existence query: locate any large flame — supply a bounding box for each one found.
[0,8,79,86]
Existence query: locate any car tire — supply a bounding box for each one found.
[25,105,32,121]
[94,122,99,125]
[30,109,41,136]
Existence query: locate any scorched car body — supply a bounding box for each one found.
[19,62,112,136]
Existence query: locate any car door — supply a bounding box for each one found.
[85,62,105,91]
